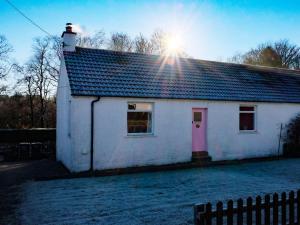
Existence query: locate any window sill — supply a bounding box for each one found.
[239,130,258,134]
[125,133,156,138]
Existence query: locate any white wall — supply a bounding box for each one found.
[56,59,73,170]
[67,97,300,172]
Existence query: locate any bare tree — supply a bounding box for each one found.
[77,30,106,49]
[15,65,36,127]
[50,35,63,71]
[150,29,168,55]
[25,37,57,127]
[227,53,244,64]
[0,35,13,79]
[230,40,300,69]
[274,40,300,69]
[0,85,8,95]
[134,33,154,54]
[108,32,133,52]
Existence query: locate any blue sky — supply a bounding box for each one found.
[1,0,300,63]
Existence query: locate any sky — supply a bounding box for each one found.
[1,0,300,64]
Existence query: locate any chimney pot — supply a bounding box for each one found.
[66,23,73,33]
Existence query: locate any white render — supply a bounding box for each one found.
[56,60,300,172]
[62,32,76,52]
[56,58,73,170]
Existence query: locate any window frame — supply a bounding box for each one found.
[127,102,154,136]
[239,105,257,132]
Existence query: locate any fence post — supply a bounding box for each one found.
[246,197,253,225]
[282,192,287,225]
[194,204,205,225]
[237,198,243,225]
[206,203,212,225]
[297,190,300,225]
[273,193,279,225]
[216,201,223,225]
[256,196,262,225]
[265,194,271,225]
[227,200,234,225]
[290,191,295,225]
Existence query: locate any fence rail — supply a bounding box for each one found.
[194,190,300,225]
[0,128,55,143]
[0,129,56,161]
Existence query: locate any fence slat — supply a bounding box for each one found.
[273,193,279,225]
[216,201,223,225]
[246,197,253,225]
[237,198,243,225]
[206,203,212,225]
[265,194,271,225]
[193,189,300,225]
[227,200,234,225]
[290,191,295,225]
[194,204,205,225]
[256,196,262,225]
[297,190,300,225]
[282,192,287,225]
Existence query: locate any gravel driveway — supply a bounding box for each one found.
[3,159,300,225]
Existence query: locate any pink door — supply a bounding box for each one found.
[192,108,207,152]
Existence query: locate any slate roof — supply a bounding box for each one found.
[63,47,300,103]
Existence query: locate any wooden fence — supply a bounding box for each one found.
[194,190,300,225]
[0,129,56,161]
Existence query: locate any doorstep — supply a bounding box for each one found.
[192,151,212,162]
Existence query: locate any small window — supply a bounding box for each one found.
[127,103,153,134]
[239,106,256,131]
[194,112,202,122]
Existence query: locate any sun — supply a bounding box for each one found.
[165,34,183,56]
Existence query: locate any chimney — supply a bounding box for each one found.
[61,23,76,52]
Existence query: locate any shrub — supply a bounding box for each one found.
[283,113,300,156]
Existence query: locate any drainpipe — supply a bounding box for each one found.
[90,96,100,172]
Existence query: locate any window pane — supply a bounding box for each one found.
[240,106,254,111]
[239,113,255,130]
[128,103,152,111]
[127,112,152,133]
[194,112,202,122]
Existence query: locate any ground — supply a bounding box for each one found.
[0,160,69,224]
[0,159,69,188]
[1,159,300,225]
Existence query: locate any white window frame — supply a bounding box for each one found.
[239,105,257,132]
[127,102,154,136]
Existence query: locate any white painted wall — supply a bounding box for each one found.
[65,97,300,172]
[56,59,73,170]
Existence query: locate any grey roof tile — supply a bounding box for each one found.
[64,47,300,103]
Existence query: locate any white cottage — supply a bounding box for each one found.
[57,23,300,172]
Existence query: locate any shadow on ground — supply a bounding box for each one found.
[0,159,69,224]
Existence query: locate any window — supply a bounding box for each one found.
[239,106,256,131]
[127,103,153,134]
[194,112,202,122]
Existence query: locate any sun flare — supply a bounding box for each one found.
[165,34,183,56]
